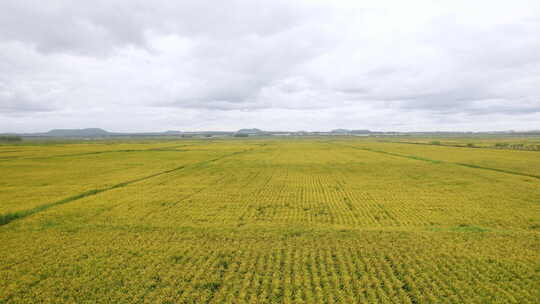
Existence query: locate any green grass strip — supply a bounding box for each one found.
[339,143,540,180]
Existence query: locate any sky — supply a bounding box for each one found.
[1,0,540,132]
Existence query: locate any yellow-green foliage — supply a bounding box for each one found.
[343,139,540,177]
[381,136,540,151]
[0,139,538,303]
[0,140,248,214]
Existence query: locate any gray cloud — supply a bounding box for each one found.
[0,0,539,132]
[0,93,56,114]
[0,0,306,56]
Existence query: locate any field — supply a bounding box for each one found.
[0,138,539,303]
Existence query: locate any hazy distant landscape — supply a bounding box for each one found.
[3,127,540,138]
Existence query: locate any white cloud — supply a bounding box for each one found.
[1,0,539,132]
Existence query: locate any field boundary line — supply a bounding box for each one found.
[0,147,257,226]
[336,143,540,180]
[0,143,201,161]
[377,140,540,153]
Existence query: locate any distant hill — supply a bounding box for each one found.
[351,129,371,134]
[330,129,371,134]
[330,129,351,134]
[20,128,185,137]
[45,128,112,137]
[236,128,264,134]
[163,130,183,135]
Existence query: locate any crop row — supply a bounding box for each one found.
[1,228,537,303]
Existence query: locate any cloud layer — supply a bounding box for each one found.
[1,0,539,132]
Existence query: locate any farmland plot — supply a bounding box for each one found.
[0,139,538,303]
[0,141,256,215]
[339,140,540,177]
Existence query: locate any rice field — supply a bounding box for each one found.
[0,138,538,303]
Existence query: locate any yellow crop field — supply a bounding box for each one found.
[0,139,538,303]
[338,139,540,178]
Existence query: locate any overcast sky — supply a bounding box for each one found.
[1,0,539,132]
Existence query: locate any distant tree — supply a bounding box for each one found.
[0,135,22,142]
[466,143,476,148]
[511,143,524,150]
[430,141,441,145]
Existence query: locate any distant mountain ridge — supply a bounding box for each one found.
[331,129,371,134]
[46,128,111,137]
[13,128,185,137]
[236,128,264,134]
[3,128,539,138]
